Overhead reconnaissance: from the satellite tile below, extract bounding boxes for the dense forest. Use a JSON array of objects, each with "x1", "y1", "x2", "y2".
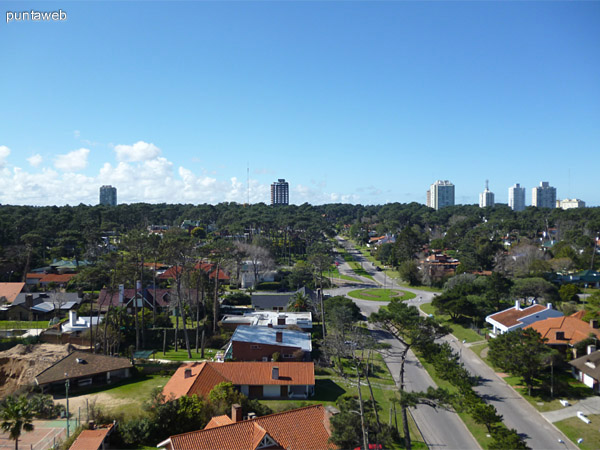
[{"x1": 1, "y1": 201, "x2": 599, "y2": 280}]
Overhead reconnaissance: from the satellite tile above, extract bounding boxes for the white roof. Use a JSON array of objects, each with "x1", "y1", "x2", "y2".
[{"x1": 231, "y1": 326, "x2": 312, "y2": 352}]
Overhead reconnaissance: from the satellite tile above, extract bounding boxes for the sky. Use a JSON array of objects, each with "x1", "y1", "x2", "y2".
[{"x1": 1, "y1": 1, "x2": 599, "y2": 207}]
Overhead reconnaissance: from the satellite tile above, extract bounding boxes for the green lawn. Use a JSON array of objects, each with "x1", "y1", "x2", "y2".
[
  {"x1": 420, "y1": 303, "x2": 484, "y2": 343},
  {"x1": 0, "y1": 320, "x2": 50, "y2": 329},
  {"x1": 554, "y1": 414, "x2": 600, "y2": 450},
  {"x1": 348, "y1": 288, "x2": 416, "y2": 302},
  {"x1": 154, "y1": 347, "x2": 219, "y2": 361}
]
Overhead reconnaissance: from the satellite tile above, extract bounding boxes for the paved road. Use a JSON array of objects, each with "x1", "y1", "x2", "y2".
[
  {"x1": 335, "y1": 237, "x2": 578, "y2": 450},
  {"x1": 543, "y1": 396, "x2": 600, "y2": 422}
]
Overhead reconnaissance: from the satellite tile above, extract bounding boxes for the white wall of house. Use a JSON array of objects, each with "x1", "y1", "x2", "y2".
[{"x1": 583, "y1": 373, "x2": 596, "y2": 389}]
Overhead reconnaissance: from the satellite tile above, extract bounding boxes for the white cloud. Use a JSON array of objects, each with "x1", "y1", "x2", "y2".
[
  {"x1": 0, "y1": 145, "x2": 359, "y2": 206},
  {"x1": 0, "y1": 145, "x2": 10, "y2": 166},
  {"x1": 114, "y1": 141, "x2": 161, "y2": 162},
  {"x1": 27, "y1": 154, "x2": 43, "y2": 167},
  {"x1": 54, "y1": 148, "x2": 90, "y2": 172}
]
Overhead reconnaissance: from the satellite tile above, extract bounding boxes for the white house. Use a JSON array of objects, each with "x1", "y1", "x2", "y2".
[{"x1": 486, "y1": 301, "x2": 563, "y2": 338}]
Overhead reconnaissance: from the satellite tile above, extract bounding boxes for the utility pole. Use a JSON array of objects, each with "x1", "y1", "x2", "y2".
[{"x1": 65, "y1": 373, "x2": 70, "y2": 438}]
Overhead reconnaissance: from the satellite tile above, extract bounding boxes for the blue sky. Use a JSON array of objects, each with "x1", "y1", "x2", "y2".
[{"x1": 1, "y1": 1, "x2": 599, "y2": 206}]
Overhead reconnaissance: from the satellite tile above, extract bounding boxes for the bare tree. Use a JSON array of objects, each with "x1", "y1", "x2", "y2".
[{"x1": 236, "y1": 242, "x2": 274, "y2": 288}]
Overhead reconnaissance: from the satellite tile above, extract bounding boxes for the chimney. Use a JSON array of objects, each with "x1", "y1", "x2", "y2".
[
  {"x1": 136, "y1": 280, "x2": 142, "y2": 292},
  {"x1": 267, "y1": 323, "x2": 273, "y2": 328},
  {"x1": 277, "y1": 316, "x2": 286, "y2": 326},
  {"x1": 276, "y1": 331, "x2": 283, "y2": 343},
  {"x1": 587, "y1": 345, "x2": 596, "y2": 355},
  {"x1": 556, "y1": 331, "x2": 565, "y2": 340},
  {"x1": 118, "y1": 284, "x2": 124, "y2": 305},
  {"x1": 546, "y1": 303, "x2": 552, "y2": 310},
  {"x1": 590, "y1": 320, "x2": 599, "y2": 329},
  {"x1": 25, "y1": 294, "x2": 33, "y2": 308},
  {"x1": 184, "y1": 368, "x2": 192, "y2": 379},
  {"x1": 515, "y1": 300, "x2": 520, "y2": 311},
  {"x1": 272, "y1": 366, "x2": 279, "y2": 380},
  {"x1": 232, "y1": 403, "x2": 242, "y2": 423},
  {"x1": 69, "y1": 310, "x2": 77, "y2": 326}
]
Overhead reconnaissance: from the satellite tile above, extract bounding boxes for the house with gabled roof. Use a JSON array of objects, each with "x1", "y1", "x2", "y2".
[
  {"x1": 35, "y1": 350, "x2": 132, "y2": 392},
  {"x1": 97, "y1": 285, "x2": 174, "y2": 313},
  {"x1": 569, "y1": 346, "x2": 600, "y2": 392},
  {"x1": 0, "y1": 282, "x2": 26, "y2": 305},
  {"x1": 68, "y1": 423, "x2": 114, "y2": 450},
  {"x1": 225, "y1": 326, "x2": 312, "y2": 362},
  {"x1": 486, "y1": 301, "x2": 563, "y2": 338},
  {"x1": 157, "y1": 404, "x2": 337, "y2": 450},
  {"x1": 524, "y1": 313, "x2": 600, "y2": 356},
  {"x1": 162, "y1": 361, "x2": 315, "y2": 400}
]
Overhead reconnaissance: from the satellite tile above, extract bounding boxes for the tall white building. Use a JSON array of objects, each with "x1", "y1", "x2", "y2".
[
  {"x1": 99, "y1": 185, "x2": 117, "y2": 206},
  {"x1": 508, "y1": 183, "x2": 526, "y2": 211},
  {"x1": 532, "y1": 182, "x2": 556, "y2": 209},
  {"x1": 427, "y1": 180, "x2": 455, "y2": 210},
  {"x1": 479, "y1": 180, "x2": 495, "y2": 208}
]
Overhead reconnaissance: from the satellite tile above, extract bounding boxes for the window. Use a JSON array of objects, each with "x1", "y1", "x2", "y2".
[
  {"x1": 282, "y1": 354, "x2": 294, "y2": 358},
  {"x1": 251, "y1": 345, "x2": 262, "y2": 349}
]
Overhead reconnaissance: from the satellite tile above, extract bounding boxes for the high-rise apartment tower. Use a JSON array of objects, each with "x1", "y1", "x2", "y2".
[
  {"x1": 99, "y1": 185, "x2": 117, "y2": 206},
  {"x1": 270, "y1": 179, "x2": 289, "y2": 205},
  {"x1": 508, "y1": 183, "x2": 526, "y2": 211},
  {"x1": 479, "y1": 180, "x2": 495, "y2": 208},
  {"x1": 427, "y1": 180, "x2": 455, "y2": 210},
  {"x1": 532, "y1": 182, "x2": 556, "y2": 209}
]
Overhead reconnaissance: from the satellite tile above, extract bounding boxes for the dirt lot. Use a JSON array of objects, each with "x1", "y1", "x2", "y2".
[{"x1": 0, "y1": 343, "x2": 86, "y2": 399}]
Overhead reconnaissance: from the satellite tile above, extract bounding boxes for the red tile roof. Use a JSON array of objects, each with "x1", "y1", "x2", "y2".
[
  {"x1": 39, "y1": 273, "x2": 76, "y2": 284},
  {"x1": 525, "y1": 314, "x2": 600, "y2": 345},
  {"x1": 204, "y1": 415, "x2": 233, "y2": 430},
  {"x1": 0, "y1": 282, "x2": 26, "y2": 304},
  {"x1": 163, "y1": 405, "x2": 335, "y2": 450},
  {"x1": 26, "y1": 273, "x2": 45, "y2": 280},
  {"x1": 158, "y1": 263, "x2": 229, "y2": 281},
  {"x1": 69, "y1": 425, "x2": 113, "y2": 450},
  {"x1": 162, "y1": 362, "x2": 315, "y2": 400},
  {"x1": 488, "y1": 304, "x2": 548, "y2": 328}
]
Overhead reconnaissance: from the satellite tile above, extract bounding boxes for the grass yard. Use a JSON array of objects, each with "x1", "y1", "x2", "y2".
[
  {"x1": 348, "y1": 288, "x2": 416, "y2": 302},
  {"x1": 0, "y1": 320, "x2": 50, "y2": 329},
  {"x1": 420, "y1": 303, "x2": 484, "y2": 343},
  {"x1": 554, "y1": 414, "x2": 600, "y2": 450},
  {"x1": 154, "y1": 347, "x2": 219, "y2": 361}
]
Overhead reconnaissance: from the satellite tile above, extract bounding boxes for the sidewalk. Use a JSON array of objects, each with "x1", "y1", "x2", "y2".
[{"x1": 543, "y1": 396, "x2": 600, "y2": 423}]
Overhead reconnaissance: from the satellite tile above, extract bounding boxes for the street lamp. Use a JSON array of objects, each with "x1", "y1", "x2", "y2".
[{"x1": 65, "y1": 372, "x2": 70, "y2": 438}]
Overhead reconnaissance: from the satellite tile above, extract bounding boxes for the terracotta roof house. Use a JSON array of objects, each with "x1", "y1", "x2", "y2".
[
  {"x1": 486, "y1": 301, "x2": 563, "y2": 338},
  {"x1": 569, "y1": 346, "x2": 600, "y2": 393},
  {"x1": 157, "y1": 404, "x2": 336, "y2": 450},
  {"x1": 524, "y1": 314, "x2": 600, "y2": 353},
  {"x1": 25, "y1": 273, "x2": 46, "y2": 285},
  {"x1": 225, "y1": 326, "x2": 312, "y2": 362},
  {"x1": 35, "y1": 351, "x2": 133, "y2": 392},
  {"x1": 69, "y1": 424, "x2": 114, "y2": 450},
  {"x1": 162, "y1": 361, "x2": 315, "y2": 400},
  {"x1": 220, "y1": 311, "x2": 312, "y2": 331},
  {"x1": 0, "y1": 282, "x2": 26, "y2": 304},
  {"x1": 38, "y1": 273, "x2": 76, "y2": 288}
]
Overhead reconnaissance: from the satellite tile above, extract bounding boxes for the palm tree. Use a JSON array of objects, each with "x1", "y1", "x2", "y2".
[
  {"x1": 0, "y1": 396, "x2": 34, "y2": 450},
  {"x1": 287, "y1": 291, "x2": 311, "y2": 312}
]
